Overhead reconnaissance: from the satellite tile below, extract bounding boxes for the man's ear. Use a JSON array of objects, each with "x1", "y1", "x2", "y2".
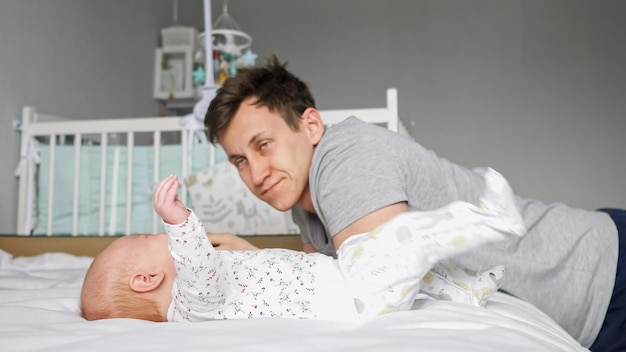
[
  {"x1": 129, "y1": 271, "x2": 165, "y2": 293},
  {"x1": 301, "y1": 108, "x2": 325, "y2": 146}
]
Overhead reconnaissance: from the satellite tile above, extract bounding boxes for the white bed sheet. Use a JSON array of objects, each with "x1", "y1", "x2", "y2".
[{"x1": 0, "y1": 249, "x2": 587, "y2": 352}]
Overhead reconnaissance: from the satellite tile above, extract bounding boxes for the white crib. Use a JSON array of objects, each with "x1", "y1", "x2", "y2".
[{"x1": 15, "y1": 88, "x2": 399, "y2": 237}]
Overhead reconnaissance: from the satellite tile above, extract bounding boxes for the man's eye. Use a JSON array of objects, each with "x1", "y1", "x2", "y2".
[
  {"x1": 233, "y1": 158, "x2": 246, "y2": 168},
  {"x1": 260, "y1": 142, "x2": 269, "y2": 151}
]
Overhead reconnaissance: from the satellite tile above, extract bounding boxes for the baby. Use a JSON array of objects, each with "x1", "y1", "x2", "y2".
[{"x1": 81, "y1": 168, "x2": 526, "y2": 322}]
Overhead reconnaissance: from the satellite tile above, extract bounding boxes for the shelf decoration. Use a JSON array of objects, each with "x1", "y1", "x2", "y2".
[{"x1": 153, "y1": 26, "x2": 198, "y2": 100}]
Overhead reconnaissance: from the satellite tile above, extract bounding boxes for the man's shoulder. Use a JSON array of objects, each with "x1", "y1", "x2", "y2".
[
  {"x1": 320, "y1": 117, "x2": 389, "y2": 148},
  {"x1": 326, "y1": 116, "x2": 370, "y2": 130}
]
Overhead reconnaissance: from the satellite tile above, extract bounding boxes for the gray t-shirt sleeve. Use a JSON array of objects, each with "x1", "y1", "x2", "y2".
[
  {"x1": 310, "y1": 118, "x2": 408, "y2": 237},
  {"x1": 303, "y1": 117, "x2": 485, "y2": 255}
]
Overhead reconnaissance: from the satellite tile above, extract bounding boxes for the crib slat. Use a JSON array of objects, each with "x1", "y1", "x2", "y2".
[
  {"x1": 209, "y1": 139, "x2": 216, "y2": 167},
  {"x1": 72, "y1": 134, "x2": 82, "y2": 236},
  {"x1": 125, "y1": 132, "x2": 134, "y2": 235},
  {"x1": 98, "y1": 133, "x2": 108, "y2": 236},
  {"x1": 153, "y1": 131, "x2": 161, "y2": 234},
  {"x1": 46, "y1": 136, "x2": 56, "y2": 236},
  {"x1": 108, "y1": 147, "x2": 121, "y2": 236},
  {"x1": 181, "y1": 129, "x2": 189, "y2": 205}
]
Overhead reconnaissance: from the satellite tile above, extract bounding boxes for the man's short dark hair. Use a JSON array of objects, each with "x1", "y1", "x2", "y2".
[{"x1": 204, "y1": 55, "x2": 316, "y2": 144}]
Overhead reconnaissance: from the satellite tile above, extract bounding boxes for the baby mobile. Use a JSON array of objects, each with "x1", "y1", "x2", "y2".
[{"x1": 194, "y1": 0, "x2": 257, "y2": 87}]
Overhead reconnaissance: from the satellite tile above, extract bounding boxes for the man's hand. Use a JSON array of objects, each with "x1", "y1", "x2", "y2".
[
  {"x1": 153, "y1": 174, "x2": 189, "y2": 225},
  {"x1": 206, "y1": 232, "x2": 259, "y2": 250}
]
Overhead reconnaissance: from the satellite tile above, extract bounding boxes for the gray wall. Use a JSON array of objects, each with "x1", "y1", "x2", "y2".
[
  {"x1": 2, "y1": 0, "x2": 625, "y2": 234},
  {"x1": 1, "y1": 0, "x2": 173, "y2": 234}
]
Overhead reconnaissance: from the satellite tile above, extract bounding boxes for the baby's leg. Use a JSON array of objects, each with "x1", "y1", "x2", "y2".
[{"x1": 338, "y1": 168, "x2": 525, "y2": 321}]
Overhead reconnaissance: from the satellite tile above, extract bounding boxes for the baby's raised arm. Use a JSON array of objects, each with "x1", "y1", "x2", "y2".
[
  {"x1": 153, "y1": 175, "x2": 189, "y2": 225},
  {"x1": 155, "y1": 175, "x2": 227, "y2": 321}
]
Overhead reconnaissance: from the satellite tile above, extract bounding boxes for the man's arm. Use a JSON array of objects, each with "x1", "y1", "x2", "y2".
[
  {"x1": 332, "y1": 202, "x2": 408, "y2": 250},
  {"x1": 301, "y1": 242, "x2": 317, "y2": 253}
]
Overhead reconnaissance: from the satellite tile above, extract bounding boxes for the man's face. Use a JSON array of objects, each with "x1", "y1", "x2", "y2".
[{"x1": 219, "y1": 97, "x2": 321, "y2": 212}]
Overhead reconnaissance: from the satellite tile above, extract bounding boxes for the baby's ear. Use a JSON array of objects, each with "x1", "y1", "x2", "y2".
[{"x1": 129, "y1": 272, "x2": 165, "y2": 293}]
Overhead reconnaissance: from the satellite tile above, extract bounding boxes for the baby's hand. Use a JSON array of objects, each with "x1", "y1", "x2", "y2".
[{"x1": 153, "y1": 175, "x2": 189, "y2": 225}]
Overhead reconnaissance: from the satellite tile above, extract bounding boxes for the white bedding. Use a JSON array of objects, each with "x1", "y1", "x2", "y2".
[{"x1": 0, "y1": 249, "x2": 587, "y2": 352}]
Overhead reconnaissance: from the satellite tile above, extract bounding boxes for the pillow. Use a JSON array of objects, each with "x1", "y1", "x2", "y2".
[{"x1": 185, "y1": 162, "x2": 300, "y2": 235}]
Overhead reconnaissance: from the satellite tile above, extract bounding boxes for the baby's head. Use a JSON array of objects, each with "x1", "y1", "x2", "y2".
[{"x1": 80, "y1": 234, "x2": 176, "y2": 322}]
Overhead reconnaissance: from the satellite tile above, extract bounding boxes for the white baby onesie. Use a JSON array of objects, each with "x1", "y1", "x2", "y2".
[{"x1": 166, "y1": 212, "x2": 357, "y2": 322}]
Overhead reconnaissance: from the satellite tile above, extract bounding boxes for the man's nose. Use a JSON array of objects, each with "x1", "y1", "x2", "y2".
[{"x1": 249, "y1": 158, "x2": 270, "y2": 186}]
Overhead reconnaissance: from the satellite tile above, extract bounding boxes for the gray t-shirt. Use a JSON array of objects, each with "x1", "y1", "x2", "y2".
[{"x1": 292, "y1": 116, "x2": 618, "y2": 348}]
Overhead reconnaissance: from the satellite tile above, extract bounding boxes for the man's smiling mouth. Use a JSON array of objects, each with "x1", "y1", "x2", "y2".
[{"x1": 261, "y1": 179, "x2": 282, "y2": 196}]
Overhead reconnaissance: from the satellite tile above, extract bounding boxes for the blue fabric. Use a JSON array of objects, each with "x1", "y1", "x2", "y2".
[
  {"x1": 35, "y1": 143, "x2": 227, "y2": 236},
  {"x1": 590, "y1": 208, "x2": 626, "y2": 352}
]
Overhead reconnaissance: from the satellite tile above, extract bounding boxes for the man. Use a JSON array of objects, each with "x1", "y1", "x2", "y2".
[{"x1": 204, "y1": 56, "x2": 624, "y2": 351}]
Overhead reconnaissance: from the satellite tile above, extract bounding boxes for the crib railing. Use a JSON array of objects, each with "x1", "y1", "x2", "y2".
[{"x1": 321, "y1": 88, "x2": 399, "y2": 132}]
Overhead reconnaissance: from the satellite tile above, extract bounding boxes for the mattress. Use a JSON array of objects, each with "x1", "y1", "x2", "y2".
[{"x1": 0, "y1": 249, "x2": 588, "y2": 352}]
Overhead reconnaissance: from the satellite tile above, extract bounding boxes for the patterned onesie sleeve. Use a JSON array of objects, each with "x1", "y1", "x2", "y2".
[
  {"x1": 337, "y1": 168, "x2": 527, "y2": 321},
  {"x1": 165, "y1": 210, "x2": 226, "y2": 322}
]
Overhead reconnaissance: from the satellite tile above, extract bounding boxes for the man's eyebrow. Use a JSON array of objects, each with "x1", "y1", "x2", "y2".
[
  {"x1": 247, "y1": 131, "x2": 265, "y2": 146},
  {"x1": 226, "y1": 131, "x2": 270, "y2": 162},
  {"x1": 227, "y1": 153, "x2": 242, "y2": 164}
]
